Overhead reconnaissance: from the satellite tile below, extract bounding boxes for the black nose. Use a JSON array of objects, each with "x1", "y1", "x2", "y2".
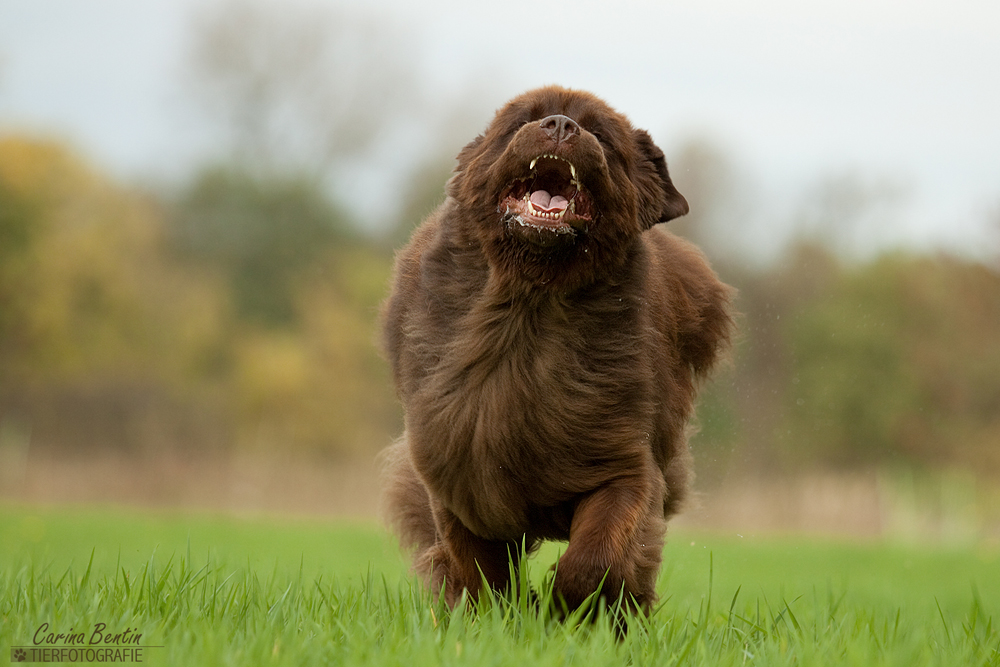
[{"x1": 539, "y1": 114, "x2": 580, "y2": 144}]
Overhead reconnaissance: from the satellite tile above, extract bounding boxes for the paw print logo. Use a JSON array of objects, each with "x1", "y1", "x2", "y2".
[{"x1": 12, "y1": 648, "x2": 27, "y2": 662}]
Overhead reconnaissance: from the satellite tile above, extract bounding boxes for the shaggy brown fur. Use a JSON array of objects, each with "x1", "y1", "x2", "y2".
[{"x1": 380, "y1": 86, "x2": 733, "y2": 613}]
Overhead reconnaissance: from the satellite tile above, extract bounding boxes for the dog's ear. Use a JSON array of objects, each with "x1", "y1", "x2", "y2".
[
  {"x1": 447, "y1": 133, "x2": 486, "y2": 196},
  {"x1": 633, "y1": 129, "x2": 688, "y2": 229},
  {"x1": 456, "y1": 134, "x2": 485, "y2": 171}
]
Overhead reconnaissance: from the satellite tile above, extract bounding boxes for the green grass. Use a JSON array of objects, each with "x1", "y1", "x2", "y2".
[{"x1": 1, "y1": 503, "x2": 998, "y2": 666}]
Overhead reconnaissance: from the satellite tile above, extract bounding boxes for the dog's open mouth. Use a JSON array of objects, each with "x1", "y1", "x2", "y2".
[{"x1": 499, "y1": 155, "x2": 595, "y2": 237}]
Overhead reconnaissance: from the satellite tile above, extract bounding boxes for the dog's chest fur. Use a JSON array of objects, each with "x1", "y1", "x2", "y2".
[{"x1": 405, "y1": 258, "x2": 657, "y2": 540}]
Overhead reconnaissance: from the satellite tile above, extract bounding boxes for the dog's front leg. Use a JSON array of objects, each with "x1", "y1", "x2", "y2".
[
  {"x1": 425, "y1": 504, "x2": 522, "y2": 607},
  {"x1": 554, "y1": 474, "x2": 663, "y2": 613}
]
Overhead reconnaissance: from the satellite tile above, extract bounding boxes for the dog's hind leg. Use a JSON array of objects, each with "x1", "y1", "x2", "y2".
[
  {"x1": 425, "y1": 504, "x2": 528, "y2": 608},
  {"x1": 378, "y1": 436, "x2": 438, "y2": 557}
]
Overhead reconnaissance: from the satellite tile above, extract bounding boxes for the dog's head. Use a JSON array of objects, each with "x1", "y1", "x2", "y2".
[{"x1": 448, "y1": 86, "x2": 688, "y2": 288}]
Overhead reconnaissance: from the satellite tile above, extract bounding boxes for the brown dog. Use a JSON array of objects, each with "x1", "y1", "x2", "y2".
[{"x1": 380, "y1": 86, "x2": 732, "y2": 613}]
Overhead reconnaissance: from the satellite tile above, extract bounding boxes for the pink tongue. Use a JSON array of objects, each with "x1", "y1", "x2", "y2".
[{"x1": 530, "y1": 190, "x2": 569, "y2": 213}]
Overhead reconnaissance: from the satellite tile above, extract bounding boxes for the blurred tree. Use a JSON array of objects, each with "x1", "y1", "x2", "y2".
[
  {"x1": 696, "y1": 243, "x2": 1000, "y2": 482},
  {"x1": 170, "y1": 167, "x2": 351, "y2": 326},
  {"x1": 794, "y1": 171, "x2": 910, "y2": 260},
  {"x1": 185, "y1": 0, "x2": 413, "y2": 177},
  {"x1": 0, "y1": 151, "x2": 43, "y2": 354},
  {"x1": 665, "y1": 137, "x2": 762, "y2": 266},
  {"x1": 174, "y1": 0, "x2": 423, "y2": 455},
  {"x1": 668, "y1": 139, "x2": 740, "y2": 255},
  {"x1": 1, "y1": 135, "x2": 403, "y2": 459},
  {"x1": 693, "y1": 242, "x2": 842, "y2": 481},
  {"x1": 388, "y1": 156, "x2": 454, "y2": 247},
  {"x1": 992, "y1": 201, "x2": 1000, "y2": 268},
  {"x1": 781, "y1": 253, "x2": 1000, "y2": 472},
  {"x1": 229, "y1": 246, "x2": 401, "y2": 457},
  {"x1": 169, "y1": 168, "x2": 403, "y2": 456},
  {"x1": 0, "y1": 136, "x2": 230, "y2": 454},
  {"x1": 384, "y1": 88, "x2": 513, "y2": 246}
]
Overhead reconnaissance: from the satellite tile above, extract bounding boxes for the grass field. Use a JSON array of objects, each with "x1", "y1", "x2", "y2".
[{"x1": 1, "y1": 503, "x2": 998, "y2": 666}]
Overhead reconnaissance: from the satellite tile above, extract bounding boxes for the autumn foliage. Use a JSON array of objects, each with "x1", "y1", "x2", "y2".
[{"x1": 1, "y1": 135, "x2": 999, "y2": 477}]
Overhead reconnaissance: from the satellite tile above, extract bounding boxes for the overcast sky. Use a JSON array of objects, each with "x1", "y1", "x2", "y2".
[{"x1": 1, "y1": 0, "x2": 998, "y2": 259}]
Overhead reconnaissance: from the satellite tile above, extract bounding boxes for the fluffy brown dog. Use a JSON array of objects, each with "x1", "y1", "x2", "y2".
[{"x1": 380, "y1": 86, "x2": 732, "y2": 613}]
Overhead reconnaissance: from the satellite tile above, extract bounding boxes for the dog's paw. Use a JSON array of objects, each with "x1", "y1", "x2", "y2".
[
  {"x1": 553, "y1": 554, "x2": 621, "y2": 611},
  {"x1": 416, "y1": 543, "x2": 459, "y2": 605}
]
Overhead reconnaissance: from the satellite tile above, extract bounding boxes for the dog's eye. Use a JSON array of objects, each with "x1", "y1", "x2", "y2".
[
  {"x1": 582, "y1": 121, "x2": 606, "y2": 144},
  {"x1": 508, "y1": 119, "x2": 530, "y2": 136}
]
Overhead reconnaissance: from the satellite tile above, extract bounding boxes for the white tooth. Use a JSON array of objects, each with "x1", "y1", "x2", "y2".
[
  {"x1": 570, "y1": 163, "x2": 577, "y2": 180},
  {"x1": 530, "y1": 157, "x2": 538, "y2": 170}
]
